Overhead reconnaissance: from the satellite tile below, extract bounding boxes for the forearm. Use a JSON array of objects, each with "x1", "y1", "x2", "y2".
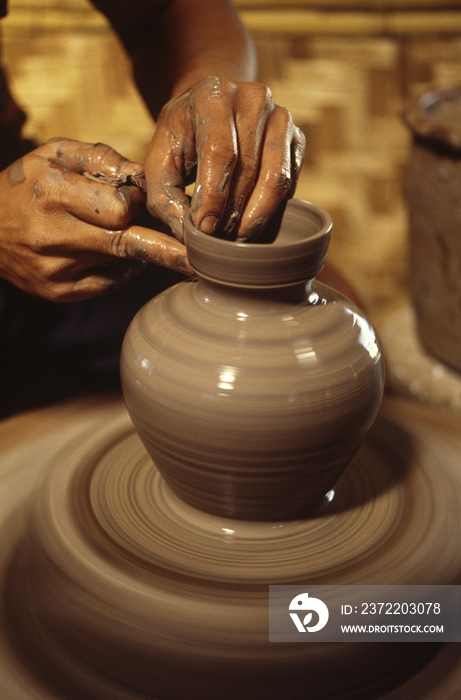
[
  {"x1": 92, "y1": 0, "x2": 256, "y2": 118},
  {"x1": 155, "y1": 0, "x2": 256, "y2": 90}
]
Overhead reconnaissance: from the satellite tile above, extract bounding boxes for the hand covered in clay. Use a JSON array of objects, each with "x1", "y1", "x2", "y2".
[
  {"x1": 144, "y1": 76, "x2": 305, "y2": 241},
  {"x1": 0, "y1": 139, "x2": 192, "y2": 302}
]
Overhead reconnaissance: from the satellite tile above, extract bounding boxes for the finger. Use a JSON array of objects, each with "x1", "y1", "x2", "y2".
[
  {"x1": 41, "y1": 166, "x2": 146, "y2": 229},
  {"x1": 101, "y1": 225, "x2": 193, "y2": 276},
  {"x1": 235, "y1": 108, "x2": 306, "y2": 241},
  {"x1": 144, "y1": 100, "x2": 197, "y2": 242},
  {"x1": 144, "y1": 130, "x2": 192, "y2": 242},
  {"x1": 26, "y1": 168, "x2": 191, "y2": 275},
  {"x1": 8, "y1": 241, "x2": 148, "y2": 301},
  {"x1": 53, "y1": 218, "x2": 193, "y2": 276},
  {"x1": 42, "y1": 138, "x2": 144, "y2": 180},
  {"x1": 218, "y1": 84, "x2": 274, "y2": 238},
  {"x1": 188, "y1": 80, "x2": 239, "y2": 235},
  {"x1": 27, "y1": 226, "x2": 191, "y2": 302}
]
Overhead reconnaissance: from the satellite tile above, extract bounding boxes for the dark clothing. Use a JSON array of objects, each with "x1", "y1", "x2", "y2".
[{"x1": 0, "y1": 267, "x2": 182, "y2": 419}]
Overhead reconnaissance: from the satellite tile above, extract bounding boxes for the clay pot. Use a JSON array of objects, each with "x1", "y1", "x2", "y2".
[
  {"x1": 120, "y1": 199, "x2": 385, "y2": 521},
  {"x1": 404, "y1": 86, "x2": 461, "y2": 373}
]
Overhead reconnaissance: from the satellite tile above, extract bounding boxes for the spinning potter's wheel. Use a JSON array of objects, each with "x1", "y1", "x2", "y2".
[{"x1": 1, "y1": 395, "x2": 461, "y2": 699}]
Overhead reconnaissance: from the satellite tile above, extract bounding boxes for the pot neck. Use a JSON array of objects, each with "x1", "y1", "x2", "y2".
[
  {"x1": 184, "y1": 199, "x2": 332, "y2": 290},
  {"x1": 196, "y1": 276, "x2": 316, "y2": 305}
]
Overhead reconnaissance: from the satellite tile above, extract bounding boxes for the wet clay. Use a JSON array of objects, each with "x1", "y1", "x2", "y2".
[
  {"x1": 84, "y1": 169, "x2": 147, "y2": 192},
  {"x1": 7, "y1": 158, "x2": 26, "y2": 186}
]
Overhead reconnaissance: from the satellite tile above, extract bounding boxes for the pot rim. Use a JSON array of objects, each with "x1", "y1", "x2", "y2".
[{"x1": 184, "y1": 199, "x2": 333, "y2": 288}]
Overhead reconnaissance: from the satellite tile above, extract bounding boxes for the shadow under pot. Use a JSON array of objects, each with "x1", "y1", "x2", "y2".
[{"x1": 120, "y1": 199, "x2": 385, "y2": 521}]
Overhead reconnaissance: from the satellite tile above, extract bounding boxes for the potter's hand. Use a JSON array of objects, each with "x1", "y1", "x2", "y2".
[
  {"x1": 0, "y1": 139, "x2": 192, "y2": 302},
  {"x1": 144, "y1": 76, "x2": 305, "y2": 241}
]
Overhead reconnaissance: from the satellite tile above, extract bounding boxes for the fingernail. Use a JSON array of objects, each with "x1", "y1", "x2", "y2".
[{"x1": 199, "y1": 214, "x2": 220, "y2": 235}]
